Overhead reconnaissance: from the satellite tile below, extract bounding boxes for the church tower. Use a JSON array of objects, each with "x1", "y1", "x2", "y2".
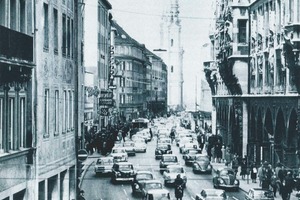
[{"x1": 159, "y1": 0, "x2": 184, "y2": 111}]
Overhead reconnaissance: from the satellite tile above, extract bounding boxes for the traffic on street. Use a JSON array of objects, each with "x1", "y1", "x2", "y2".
[{"x1": 80, "y1": 115, "x2": 247, "y2": 200}]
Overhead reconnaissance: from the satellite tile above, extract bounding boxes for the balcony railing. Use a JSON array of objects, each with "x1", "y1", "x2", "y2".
[{"x1": 0, "y1": 25, "x2": 33, "y2": 63}]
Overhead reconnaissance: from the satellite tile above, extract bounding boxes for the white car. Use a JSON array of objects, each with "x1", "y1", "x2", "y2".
[
  {"x1": 163, "y1": 165, "x2": 187, "y2": 187},
  {"x1": 136, "y1": 129, "x2": 151, "y2": 142},
  {"x1": 123, "y1": 141, "x2": 136, "y2": 156},
  {"x1": 134, "y1": 141, "x2": 147, "y2": 153},
  {"x1": 110, "y1": 147, "x2": 128, "y2": 162},
  {"x1": 94, "y1": 156, "x2": 114, "y2": 175}
]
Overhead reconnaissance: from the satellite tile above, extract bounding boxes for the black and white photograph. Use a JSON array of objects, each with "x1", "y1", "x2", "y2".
[{"x1": 1, "y1": 0, "x2": 300, "y2": 199}]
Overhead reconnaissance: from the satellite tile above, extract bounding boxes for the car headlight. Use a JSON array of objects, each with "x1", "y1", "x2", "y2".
[
  {"x1": 116, "y1": 172, "x2": 121, "y2": 176},
  {"x1": 207, "y1": 165, "x2": 212, "y2": 169},
  {"x1": 219, "y1": 179, "x2": 224, "y2": 184},
  {"x1": 234, "y1": 180, "x2": 239, "y2": 185},
  {"x1": 135, "y1": 184, "x2": 139, "y2": 189}
]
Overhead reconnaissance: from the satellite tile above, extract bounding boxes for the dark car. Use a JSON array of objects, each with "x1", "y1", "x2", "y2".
[
  {"x1": 132, "y1": 171, "x2": 154, "y2": 195},
  {"x1": 159, "y1": 154, "x2": 179, "y2": 174},
  {"x1": 111, "y1": 162, "x2": 135, "y2": 184},
  {"x1": 212, "y1": 168, "x2": 239, "y2": 191},
  {"x1": 192, "y1": 155, "x2": 212, "y2": 174},
  {"x1": 132, "y1": 180, "x2": 163, "y2": 198},
  {"x1": 245, "y1": 188, "x2": 274, "y2": 200},
  {"x1": 155, "y1": 143, "x2": 172, "y2": 160}
]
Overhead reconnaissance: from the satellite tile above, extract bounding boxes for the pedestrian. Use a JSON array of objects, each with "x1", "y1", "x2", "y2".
[
  {"x1": 257, "y1": 162, "x2": 264, "y2": 187},
  {"x1": 270, "y1": 171, "x2": 278, "y2": 197},
  {"x1": 250, "y1": 163, "x2": 257, "y2": 183},
  {"x1": 261, "y1": 161, "x2": 272, "y2": 190},
  {"x1": 121, "y1": 130, "x2": 126, "y2": 142},
  {"x1": 240, "y1": 156, "x2": 247, "y2": 180},
  {"x1": 149, "y1": 128, "x2": 153, "y2": 140},
  {"x1": 174, "y1": 174, "x2": 184, "y2": 200},
  {"x1": 78, "y1": 190, "x2": 86, "y2": 200},
  {"x1": 232, "y1": 155, "x2": 239, "y2": 175}
]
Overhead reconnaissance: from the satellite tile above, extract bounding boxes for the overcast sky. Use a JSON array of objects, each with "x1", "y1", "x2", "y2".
[{"x1": 107, "y1": 0, "x2": 213, "y2": 110}]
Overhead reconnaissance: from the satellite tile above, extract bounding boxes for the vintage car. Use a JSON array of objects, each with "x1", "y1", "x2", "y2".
[
  {"x1": 162, "y1": 165, "x2": 187, "y2": 187},
  {"x1": 123, "y1": 141, "x2": 136, "y2": 156},
  {"x1": 192, "y1": 155, "x2": 212, "y2": 174},
  {"x1": 178, "y1": 137, "x2": 194, "y2": 150},
  {"x1": 212, "y1": 168, "x2": 239, "y2": 191},
  {"x1": 134, "y1": 140, "x2": 147, "y2": 153},
  {"x1": 111, "y1": 161, "x2": 136, "y2": 184},
  {"x1": 182, "y1": 148, "x2": 202, "y2": 160},
  {"x1": 144, "y1": 188, "x2": 170, "y2": 200},
  {"x1": 132, "y1": 179, "x2": 163, "y2": 197},
  {"x1": 180, "y1": 142, "x2": 198, "y2": 154},
  {"x1": 195, "y1": 189, "x2": 227, "y2": 200},
  {"x1": 159, "y1": 154, "x2": 179, "y2": 174},
  {"x1": 157, "y1": 138, "x2": 172, "y2": 150},
  {"x1": 132, "y1": 171, "x2": 154, "y2": 195},
  {"x1": 244, "y1": 188, "x2": 274, "y2": 200},
  {"x1": 110, "y1": 147, "x2": 128, "y2": 162},
  {"x1": 136, "y1": 129, "x2": 151, "y2": 142},
  {"x1": 94, "y1": 156, "x2": 114, "y2": 175},
  {"x1": 155, "y1": 143, "x2": 172, "y2": 160}
]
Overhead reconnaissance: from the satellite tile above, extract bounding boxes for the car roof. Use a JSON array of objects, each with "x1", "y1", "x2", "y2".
[
  {"x1": 136, "y1": 170, "x2": 153, "y2": 174},
  {"x1": 142, "y1": 180, "x2": 162, "y2": 184},
  {"x1": 115, "y1": 161, "x2": 132, "y2": 165},
  {"x1": 167, "y1": 165, "x2": 183, "y2": 169},
  {"x1": 162, "y1": 154, "x2": 176, "y2": 157}
]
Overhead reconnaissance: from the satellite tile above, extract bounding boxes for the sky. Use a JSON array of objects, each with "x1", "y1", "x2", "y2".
[{"x1": 107, "y1": 0, "x2": 213, "y2": 110}]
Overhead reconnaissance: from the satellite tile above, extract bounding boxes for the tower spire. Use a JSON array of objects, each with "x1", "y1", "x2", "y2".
[{"x1": 169, "y1": 0, "x2": 180, "y2": 24}]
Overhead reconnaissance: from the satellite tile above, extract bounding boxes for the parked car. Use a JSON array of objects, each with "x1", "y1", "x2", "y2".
[
  {"x1": 192, "y1": 155, "x2": 212, "y2": 174},
  {"x1": 180, "y1": 142, "x2": 198, "y2": 154},
  {"x1": 132, "y1": 171, "x2": 155, "y2": 195},
  {"x1": 183, "y1": 149, "x2": 202, "y2": 162},
  {"x1": 123, "y1": 141, "x2": 136, "y2": 156},
  {"x1": 155, "y1": 143, "x2": 172, "y2": 160},
  {"x1": 111, "y1": 161, "x2": 135, "y2": 184},
  {"x1": 159, "y1": 154, "x2": 179, "y2": 174},
  {"x1": 143, "y1": 188, "x2": 170, "y2": 200},
  {"x1": 244, "y1": 188, "x2": 274, "y2": 200},
  {"x1": 110, "y1": 147, "x2": 128, "y2": 162},
  {"x1": 195, "y1": 189, "x2": 227, "y2": 200},
  {"x1": 133, "y1": 179, "x2": 163, "y2": 198},
  {"x1": 94, "y1": 156, "x2": 114, "y2": 175},
  {"x1": 163, "y1": 165, "x2": 187, "y2": 187},
  {"x1": 212, "y1": 168, "x2": 239, "y2": 191}
]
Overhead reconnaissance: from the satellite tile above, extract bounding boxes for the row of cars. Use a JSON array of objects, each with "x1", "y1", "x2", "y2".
[{"x1": 94, "y1": 128, "x2": 171, "y2": 200}]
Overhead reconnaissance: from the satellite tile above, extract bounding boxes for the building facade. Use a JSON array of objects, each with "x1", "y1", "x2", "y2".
[
  {"x1": 0, "y1": 0, "x2": 35, "y2": 199},
  {"x1": 159, "y1": 0, "x2": 184, "y2": 111},
  {"x1": 83, "y1": 0, "x2": 112, "y2": 130},
  {"x1": 205, "y1": 0, "x2": 300, "y2": 168}
]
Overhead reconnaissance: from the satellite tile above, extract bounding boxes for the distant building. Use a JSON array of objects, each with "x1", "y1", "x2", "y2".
[{"x1": 159, "y1": 0, "x2": 184, "y2": 111}]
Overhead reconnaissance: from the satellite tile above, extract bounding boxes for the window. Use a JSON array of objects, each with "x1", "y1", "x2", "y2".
[
  {"x1": 44, "y1": 89, "x2": 49, "y2": 137},
  {"x1": 67, "y1": 17, "x2": 70, "y2": 57},
  {"x1": 43, "y1": 3, "x2": 49, "y2": 50},
  {"x1": 120, "y1": 77, "x2": 125, "y2": 87},
  {"x1": 0, "y1": 98, "x2": 2, "y2": 151},
  {"x1": 72, "y1": 91, "x2": 74, "y2": 129},
  {"x1": 171, "y1": 66, "x2": 174, "y2": 73},
  {"x1": 63, "y1": 90, "x2": 66, "y2": 133},
  {"x1": 238, "y1": 20, "x2": 247, "y2": 43},
  {"x1": 54, "y1": 90, "x2": 59, "y2": 134},
  {"x1": 53, "y1": 8, "x2": 58, "y2": 53},
  {"x1": 10, "y1": 0, "x2": 16, "y2": 30},
  {"x1": 20, "y1": 0, "x2": 26, "y2": 33},
  {"x1": 171, "y1": 39, "x2": 174, "y2": 47},
  {"x1": 68, "y1": 90, "x2": 71, "y2": 130},
  {"x1": 9, "y1": 98, "x2": 14, "y2": 149},
  {"x1": 62, "y1": 14, "x2": 66, "y2": 56},
  {"x1": 20, "y1": 97, "x2": 25, "y2": 147},
  {"x1": 120, "y1": 94, "x2": 125, "y2": 104}
]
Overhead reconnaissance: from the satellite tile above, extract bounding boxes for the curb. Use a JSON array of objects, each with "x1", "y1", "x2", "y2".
[{"x1": 79, "y1": 158, "x2": 95, "y2": 188}]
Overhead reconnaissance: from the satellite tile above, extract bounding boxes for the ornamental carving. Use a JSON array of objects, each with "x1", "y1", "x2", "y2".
[{"x1": 64, "y1": 60, "x2": 74, "y2": 84}]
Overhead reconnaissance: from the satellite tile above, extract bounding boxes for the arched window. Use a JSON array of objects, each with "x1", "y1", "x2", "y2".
[
  {"x1": 171, "y1": 39, "x2": 174, "y2": 47},
  {"x1": 171, "y1": 66, "x2": 174, "y2": 73}
]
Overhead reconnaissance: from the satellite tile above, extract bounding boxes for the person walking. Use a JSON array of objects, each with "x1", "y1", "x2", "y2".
[
  {"x1": 270, "y1": 171, "x2": 278, "y2": 197},
  {"x1": 240, "y1": 156, "x2": 247, "y2": 180},
  {"x1": 174, "y1": 174, "x2": 184, "y2": 200},
  {"x1": 257, "y1": 162, "x2": 264, "y2": 187},
  {"x1": 250, "y1": 163, "x2": 257, "y2": 183}
]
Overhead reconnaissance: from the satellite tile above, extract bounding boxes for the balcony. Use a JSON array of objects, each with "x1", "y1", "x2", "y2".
[{"x1": 0, "y1": 25, "x2": 33, "y2": 63}]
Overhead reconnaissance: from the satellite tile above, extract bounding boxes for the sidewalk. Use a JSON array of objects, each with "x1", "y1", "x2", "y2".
[
  {"x1": 210, "y1": 161, "x2": 298, "y2": 200},
  {"x1": 79, "y1": 152, "x2": 102, "y2": 188}
]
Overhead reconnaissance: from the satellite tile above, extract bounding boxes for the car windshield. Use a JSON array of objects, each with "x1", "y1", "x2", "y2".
[
  {"x1": 163, "y1": 156, "x2": 177, "y2": 162},
  {"x1": 157, "y1": 144, "x2": 168, "y2": 149},
  {"x1": 195, "y1": 156, "x2": 209, "y2": 162},
  {"x1": 124, "y1": 143, "x2": 134, "y2": 147},
  {"x1": 220, "y1": 169, "x2": 234, "y2": 176},
  {"x1": 144, "y1": 183, "x2": 162, "y2": 190},
  {"x1": 119, "y1": 165, "x2": 133, "y2": 170},
  {"x1": 96, "y1": 158, "x2": 113, "y2": 165},
  {"x1": 112, "y1": 149, "x2": 125, "y2": 153},
  {"x1": 168, "y1": 167, "x2": 184, "y2": 173},
  {"x1": 136, "y1": 173, "x2": 153, "y2": 180}
]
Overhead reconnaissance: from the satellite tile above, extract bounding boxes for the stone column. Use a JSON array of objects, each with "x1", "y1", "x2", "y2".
[
  {"x1": 14, "y1": 84, "x2": 21, "y2": 150},
  {"x1": 3, "y1": 84, "x2": 10, "y2": 152}
]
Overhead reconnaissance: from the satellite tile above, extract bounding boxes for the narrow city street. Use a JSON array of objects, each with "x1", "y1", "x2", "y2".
[{"x1": 81, "y1": 135, "x2": 246, "y2": 200}]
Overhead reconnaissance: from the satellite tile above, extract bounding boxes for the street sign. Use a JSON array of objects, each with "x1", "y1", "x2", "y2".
[
  {"x1": 100, "y1": 108, "x2": 109, "y2": 116},
  {"x1": 100, "y1": 90, "x2": 113, "y2": 99},
  {"x1": 99, "y1": 98, "x2": 114, "y2": 106},
  {"x1": 78, "y1": 149, "x2": 88, "y2": 161}
]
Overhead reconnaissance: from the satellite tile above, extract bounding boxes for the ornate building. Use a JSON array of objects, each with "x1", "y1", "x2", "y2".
[
  {"x1": 159, "y1": 0, "x2": 184, "y2": 111},
  {"x1": 205, "y1": 0, "x2": 300, "y2": 168}
]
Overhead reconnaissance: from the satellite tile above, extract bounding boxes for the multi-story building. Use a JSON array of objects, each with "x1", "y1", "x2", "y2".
[
  {"x1": 205, "y1": 0, "x2": 300, "y2": 168},
  {"x1": 0, "y1": 1, "x2": 35, "y2": 199},
  {"x1": 83, "y1": 0, "x2": 112, "y2": 130},
  {"x1": 159, "y1": 0, "x2": 184, "y2": 111}
]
